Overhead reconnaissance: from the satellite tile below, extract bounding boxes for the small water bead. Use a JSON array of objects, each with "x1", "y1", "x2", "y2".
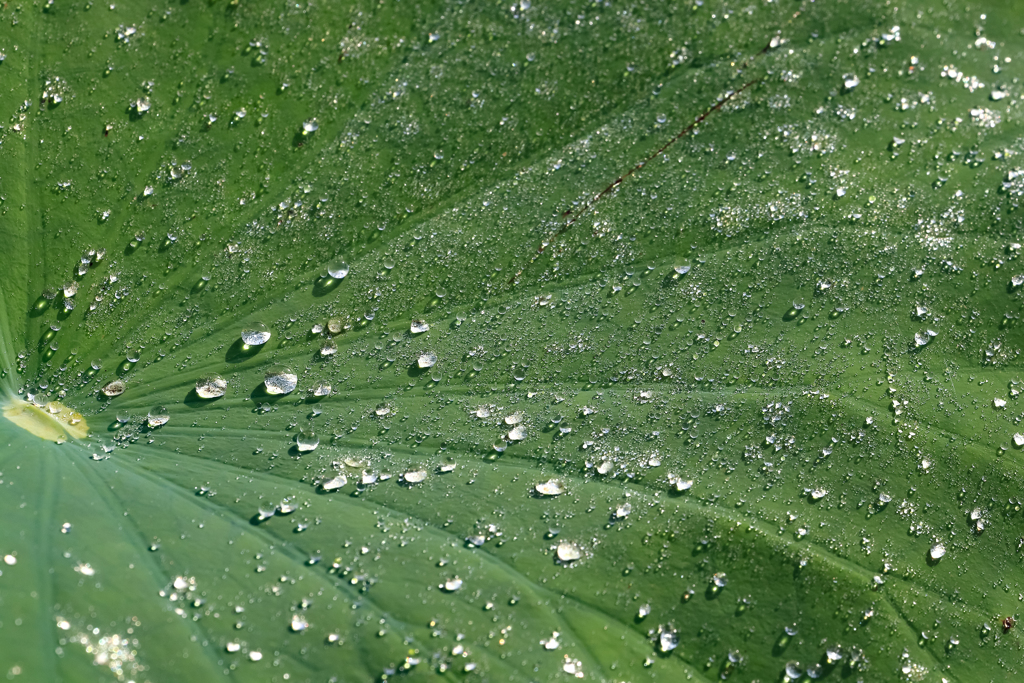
[
  {"x1": 225, "y1": 642, "x2": 241, "y2": 653},
  {"x1": 442, "y1": 577, "x2": 463, "y2": 592},
  {"x1": 296, "y1": 427, "x2": 319, "y2": 452},
  {"x1": 63, "y1": 281, "x2": 78, "y2": 297},
  {"x1": 116, "y1": 410, "x2": 131, "y2": 424},
  {"x1": 126, "y1": 350, "x2": 141, "y2": 363},
  {"x1": 1014, "y1": 433, "x2": 1024, "y2": 447},
  {"x1": 792, "y1": 298, "x2": 806, "y2": 311},
  {"x1": 301, "y1": 119, "x2": 319, "y2": 135},
  {"x1": 264, "y1": 367, "x2": 297, "y2": 395},
  {"x1": 929, "y1": 543, "x2": 946, "y2": 560},
  {"x1": 241, "y1": 323, "x2": 271, "y2": 346},
  {"x1": 410, "y1": 319, "x2": 430, "y2": 334},
  {"x1": 504, "y1": 413, "x2": 523, "y2": 425},
  {"x1": 91, "y1": 359, "x2": 103, "y2": 370},
  {"x1": 195, "y1": 374, "x2": 227, "y2": 399},
  {"x1": 327, "y1": 318, "x2": 343, "y2": 335},
  {"x1": 673, "y1": 263, "x2": 691, "y2": 276},
  {"x1": 102, "y1": 380, "x2": 126, "y2": 397},
  {"x1": 712, "y1": 572, "x2": 728, "y2": 588},
  {"x1": 784, "y1": 624, "x2": 799, "y2": 637},
  {"x1": 312, "y1": 382, "x2": 332, "y2": 397},
  {"x1": 417, "y1": 352, "x2": 437, "y2": 369},
  {"x1": 326, "y1": 260, "x2": 349, "y2": 279},
  {"x1": 147, "y1": 406, "x2": 170, "y2": 428},
  {"x1": 248, "y1": 651, "x2": 263, "y2": 662},
  {"x1": 556, "y1": 541, "x2": 581, "y2": 562},
  {"x1": 785, "y1": 662, "x2": 803, "y2": 680},
  {"x1": 507, "y1": 426, "x2": 527, "y2": 441}
]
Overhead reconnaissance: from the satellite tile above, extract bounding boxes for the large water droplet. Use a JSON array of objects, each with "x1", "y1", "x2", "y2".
[
  {"x1": 327, "y1": 260, "x2": 349, "y2": 279},
  {"x1": 147, "y1": 406, "x2": 170, "y2": 428},
  {"x1": 241, "y1": 323, "x2": 271, "y2": 346},
  {"x1": 195, "y1": 374, "x2": 227, "y2": 399},
  {"x1": 264, "y1": 367, "x2": 297, "y2": 395},
  {"x1": 102, "y1": 380, "x2": 126, "y2": 397},
  {"x1": 296, "y1": 427, "x2": 319, "y2": 452}
]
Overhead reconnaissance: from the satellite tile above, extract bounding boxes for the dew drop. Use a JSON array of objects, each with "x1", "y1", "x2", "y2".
[
  {"x1": 195, "y1": 374, "x2": 227, "y2": 399},
  {"x1": 102, "y1": 380, "x2": 126, "y2": 397},
  {"x1": 327, "y1": 260, "x2": 349, "y2": 279},
  {"x1": 241, "y1": 323, "x2": 271, "y2": 346},
  {"x1": 264, "y1": 367, "x2": 297, "y2": 395},
  {"x1": 147, "y1": 406, "x2": 170, "y2": 428}
]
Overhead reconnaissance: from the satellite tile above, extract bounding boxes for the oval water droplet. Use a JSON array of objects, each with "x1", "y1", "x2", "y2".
[
  {"x1": 195, "y1": 374, "x2": 227, "y2": 399},
  {"x1": 264, "y1": 367, "x2": 297, "y2": 395},
  {"x1": 147, "y1": 406, "x2": 170, "y2": 428},
  {"x1": 241, "y1": 323, "x2": 271, "y2": 346}
]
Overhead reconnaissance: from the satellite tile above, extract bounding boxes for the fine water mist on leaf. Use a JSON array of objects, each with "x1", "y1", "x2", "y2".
[{"x1": 1, "y1": 0, "x2": 1023, "y2": 681}]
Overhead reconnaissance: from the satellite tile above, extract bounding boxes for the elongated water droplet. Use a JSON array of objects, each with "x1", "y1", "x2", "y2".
[{"x1": 102, "y1": 380, "x2": 126, "y2": 397}]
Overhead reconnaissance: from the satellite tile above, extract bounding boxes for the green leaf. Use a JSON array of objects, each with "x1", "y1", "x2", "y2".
[{"x1": 2, "y1": 0, "x2": 1023, "y2": 681}]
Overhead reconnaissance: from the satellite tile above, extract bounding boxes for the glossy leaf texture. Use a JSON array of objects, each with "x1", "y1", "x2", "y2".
[{"x1": 1, "y1": 0, "x2": 1023, "y2": 681}]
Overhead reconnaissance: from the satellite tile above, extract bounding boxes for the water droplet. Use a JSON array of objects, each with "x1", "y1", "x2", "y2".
[
  {"x1": 195, "y1": 374, "x2": 227, "y2": 399},
  {"x1": 241, "y1": 323, "x2": 271, "y2": 346},
  {"x1": 410, "y1": 319, "x2": 430, "y2": 334},
  {"x1": 102, "y1": 380, "x2": 126, "y2": 397},
  {"x1": 296, "y1": 427, "x2": 319, "y2": 452},
  {"x1": 535, "y1": 479, "x2": 564, "y2": 496},
  {"x1": 320, "y1": 339, "x2": 338, "y2": 356},
  {"x1": 290, "y1": 614, "x2": 309, "y2": 632},
  {"x1": 929, "y1": 543, "x2": 946, "y2": 560},
  {"x1": 507, "y1": 426, "x2": 526, "y2": 441},
  {"x1": 313, "y1": 382, "x2": 332, "y2": 397},
  {"x1": 556, "y1": 541, "x2": 581, "y2": 562},
  {"x1": 403, "y1": 470, "x2": 428, "y2": 484},
  {"x1": 319, "y1": 474, "x2": 347, "y2": 492},
  {"x1": 147, "y1": 406, "x2": 170, "y2": 428},
  {"x1": 417, "y1": 352, "x2": 437, "y2": 369},
  {"x1": 659, "y1": 628, "x2": 679, "y2": 653},
  {"x1": 442, "y1": 577, "x2": 463, "y2": 592},
  {"x1": 327, "y1": 260, "x2": 349, "y2": 279},
  {"x1": 264, "y1": 367, "x2": 297, "y2": 395}
]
